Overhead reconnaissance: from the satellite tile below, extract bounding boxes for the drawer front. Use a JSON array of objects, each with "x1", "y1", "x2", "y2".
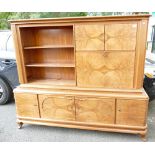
[
  {"x1": 14, "y1": 93, "x2": 39, "y2": 118},
  {"x1": 76, "y1": 50, "x2": 135, "y2": 88},
  {"x1": 105, "y1": 23, "x2": 137, "y2": 50},
  {"x1": 116, "y1": 99, "x2": 148, "y2": 126},
  {"x1": 75, "y1": 97, "x2": 115, "y2": 124},
  {"x1": 38, "y1": 95, "x2": 75, "y2": 121},
  {"x1": 75, "y1": 24, "x2": 105, "y2": 50}
]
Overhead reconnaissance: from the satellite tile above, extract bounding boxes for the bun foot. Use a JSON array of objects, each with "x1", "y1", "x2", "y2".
[
  {"x1": 17, "y1": 122, "x2": 23, "y2": 129},
  {"x1": 140, "y1": 134, "x2": 147, "y2": 142}
]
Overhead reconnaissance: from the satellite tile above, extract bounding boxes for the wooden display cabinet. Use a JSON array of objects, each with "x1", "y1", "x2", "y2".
[{"x1": 11, "y1": 15, "x2": 150, "y2": 141}]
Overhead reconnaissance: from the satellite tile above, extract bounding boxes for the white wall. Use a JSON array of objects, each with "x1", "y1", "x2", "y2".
[
  {"x1": 146, "y1": 15, "x2": 155, "y2": 60},
  {"x1": 147, "y1": 16, "x2": 155, "y2": 41}
]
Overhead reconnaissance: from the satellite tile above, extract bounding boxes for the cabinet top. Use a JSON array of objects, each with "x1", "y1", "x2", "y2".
[{"x1": 10, "y1": 14, "x2": 151, "y2": 25}]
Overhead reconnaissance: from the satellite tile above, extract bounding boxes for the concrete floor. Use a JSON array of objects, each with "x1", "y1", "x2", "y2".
[{"x1": 0, "y1": 100, "x2": 155, "y2": 142}]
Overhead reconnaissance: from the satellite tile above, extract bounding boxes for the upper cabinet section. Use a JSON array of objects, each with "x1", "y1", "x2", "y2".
[
  {"x1": 75, "y1": 24, "x2": 104, "y2": 50},
  {"x1": 75, "y1": 22, "x2": 137, "y2": 51},
  {"x1": 105, "y1": 23, "x2": 137, "y2": 50},
  {"x1": 11, "y1": 15, "x2": 149, "y2": 88}
]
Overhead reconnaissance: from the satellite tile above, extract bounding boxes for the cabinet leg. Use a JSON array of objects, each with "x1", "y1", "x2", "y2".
[
  {"x1": 140, "y1": 134, "x2": 147, "y2": 142},
  {"x1": 17, "y1": 122, "x2": 23, "y2": 129}
]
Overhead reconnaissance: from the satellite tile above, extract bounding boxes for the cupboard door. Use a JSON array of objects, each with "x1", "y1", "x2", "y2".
[
  {"x1": 75, "y1": 24, "x2": 104, "y2": 50},
  {"x1": 75, "y1": 97, "x2": 115, "y2": 124},
  {"x1": 39, "y1": 95, "x2": 75, "y2": 121},
  {"x1": 116, "y1": 99, "x2": 148, "y2": 126},
  {"x1": 105, "y1": 23, "x2": 137, "y2": 50},
  {"x1": 14, "y1": 93, "x2": 39, "y2": 118},
  {"x1": 76, "y1": 50, "x2": 135, "y2": 88}
]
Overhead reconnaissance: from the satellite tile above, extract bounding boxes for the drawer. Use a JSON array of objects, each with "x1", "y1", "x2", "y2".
[
  {"x1": 116, "y1": 99, "x2": 148, "y2": 126},
  {"x1": 75, "y1": 97, "x2": 115, "y2": 124},
  {"x1": 38, "y1": 95, "x2": 75, "y2": 121},
  {"x1": 14, "y1": 93, "x2": 40, "y2": 118}
]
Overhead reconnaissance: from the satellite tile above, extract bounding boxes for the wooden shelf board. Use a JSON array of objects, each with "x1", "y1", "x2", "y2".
[
  {"x1": 25, "y1": 63, "x2": 75, "y2": 68},
  {"x1": 28, "y1": 78, "x2": 76, "y2": 86},
  {"x1": 24, "y1": 45, "x2": 74, "y2": 49}
]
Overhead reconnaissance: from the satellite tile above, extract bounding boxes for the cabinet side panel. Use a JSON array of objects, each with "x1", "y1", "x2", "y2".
[
  {"x1": 134, "y1": 19, "x2": 149, "y2": 88},
  {"x1": 16, "y1": 26, "x2": 28, "y2": 83},
  {"x1": 11, "y1": 25, "x2": 26, "y2": 83}
]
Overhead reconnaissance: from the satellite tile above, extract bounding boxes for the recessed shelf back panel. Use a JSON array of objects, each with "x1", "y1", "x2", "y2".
[
  {"x1": 26, "y1": 67, "x2": 75, "y2": 81},
  {"x1": 24, "y1": 48, "x2": 74, "y2": 64},
  {"x1": 20, "y1": 26, "x2": 73, "y2": 47}
]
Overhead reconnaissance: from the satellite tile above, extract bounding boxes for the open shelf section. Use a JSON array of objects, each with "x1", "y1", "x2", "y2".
[
  {"x1": 27, "y1": 78, "x2": 76, "y2": 86},
  {"x1": 25, "y1": 62, "x2": 75, "y2": 68},
  {"x1": 24, "y1": 48, "x2": 74, "y2": 64},
  {"x1": 26, "y1": 67, "x2": 75, "y2": 86},
  {"x1": 20, "y1": 25, "x2": 75, "y2": 86},
  {"x1": 20, "y1": 25, "x2": 73, "y2": 47},
  {"x1": 24, "y1": 45, "x2": 74, "y2": 50}
]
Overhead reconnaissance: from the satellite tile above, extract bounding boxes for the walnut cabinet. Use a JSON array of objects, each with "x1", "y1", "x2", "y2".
[{"x1": 11, "y1": 15, "x2": 150, "y2": 141}]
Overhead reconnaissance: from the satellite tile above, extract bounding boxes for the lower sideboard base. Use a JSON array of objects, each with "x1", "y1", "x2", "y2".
[{"x1": 16, "y1": 117, "x2": 147, "y2": 141}]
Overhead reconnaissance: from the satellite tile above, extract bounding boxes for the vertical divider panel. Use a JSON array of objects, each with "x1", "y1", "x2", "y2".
[{"x1": 73, "y1": 24, "x2": 77, "y2": 86}]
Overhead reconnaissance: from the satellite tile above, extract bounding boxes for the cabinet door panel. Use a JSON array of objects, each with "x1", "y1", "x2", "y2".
[
  {"x1": 75, "y1": 24, "x2": 104, "y2": 50},
  {"x1": 39, "y1": 95, "x2": 75, "y2": 121},
  {"x1": 75, "y1": 97, "x2": 115, "y2": 124},
  {"x1": 14, "y1": 93, "x2": 39, "y2": 118},
  {"x1": 76, "y1": 50, "x2": 135, "y2": 88},
  {"x1": 116, "y1": 99, "x2": 148, "y2": 126},
  {"x1": 105, "y1": 23, "x2": 137, "y2": 50}
]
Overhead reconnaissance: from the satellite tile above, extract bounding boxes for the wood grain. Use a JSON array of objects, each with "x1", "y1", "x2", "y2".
[
  {"x1": 16, "y1": 117, "x2": 147, "y2": 136},
  {"x1": 11, "y1": 25, "x2": 25, "y2": 83},
  {"x1": 11, "y1": 15, "x2": 150, "y2": 140},
  {"x1": 75, "y1": 97, "x2": 115, "y2": 124},
  {"x1": 14, "y1": 87, "x2": 148, "y2": 100},
  {"x1": 20, "y1": 26, "x2": 73, "y2": 47},
  {"x1": 24, "y1": 48, "x2": 74, "y2": 65},
  {"x1": 105, "y1": 23, "x2": 137, "y2": 50},
  {"x1": 10, "y1": 14, "x2": 150, "y2": 24},
  {"x1": 25, "y1": 62, "x2": 75, "y2": 68},
  {"x1": 116, "y1": 99, "x2": 148, "y2": 126},
  {"x1": 26, "y1": 67, "x2": 75, "y2": 81},
  {"x1": 39, "y1": 95, "x2": 75, "y2": 121},
  {"x1": 27, "y1": 78, "x2": 76, "y2": 86},
  {"x1": 24, "y1": 45, "x2": 74, "y2": 49},
  {"x1": 14, "y1": 93, "x2": 40, "y2": 118},
  {"x1": 134, "y1": 19, "x2": 149, "y2": 88},
  {"x1": 75, "y1": 24, "x2": 104, "y2": 50},
  {"x1": 76, "y1": 51, "x2": 135, "y2": 88}
]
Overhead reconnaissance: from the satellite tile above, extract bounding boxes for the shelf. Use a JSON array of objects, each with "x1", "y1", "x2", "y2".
[
  {"x1": 28, "y1": 78, "x2": 76, "y2": 86},
  {"x1": 21, "y1": 25, "x2": 75, "y2": 86},
  {"x1": 25, "y1": 62, "x2": 75, "y2": 68},
  {"x1": 24, "y1": 45, "x2": 74, "y2": 50}
]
